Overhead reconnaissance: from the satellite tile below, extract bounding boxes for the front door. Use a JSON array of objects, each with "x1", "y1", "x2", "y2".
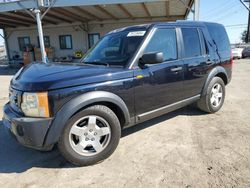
[{"x1": 133, "y1": 27, "x2": 184, "y2": 118}]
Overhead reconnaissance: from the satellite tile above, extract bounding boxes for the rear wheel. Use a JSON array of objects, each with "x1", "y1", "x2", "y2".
[
  {"x1": 58, "y1": 105, "x2": 121, "y2": 166},
  {"x1": 197, "y1": 77, "x2": 225, "y2": 113}
]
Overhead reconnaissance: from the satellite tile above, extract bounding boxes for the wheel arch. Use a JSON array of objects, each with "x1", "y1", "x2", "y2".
[
  {"x1": 44, "y1": 91, "x2": 130, "y2": 146},
  {"x1": 215, "y1": 72, "x2": 228, "y2": 85},
  {"x1": 201, "y1": 66, "x2": 228, "y2": 96}
]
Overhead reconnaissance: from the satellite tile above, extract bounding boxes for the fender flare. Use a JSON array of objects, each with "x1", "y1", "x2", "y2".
[
  {"x1": 201, "y1": 66, "x2": 228, "y2": 96},
  {"x1": 44, "y1": 91, "x2": 130, "y2": 145}
]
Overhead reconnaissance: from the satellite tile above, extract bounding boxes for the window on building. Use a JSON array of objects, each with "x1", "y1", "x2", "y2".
[
  {"x1": 88, "y1": 33, "x2": 100, "y2": 48},
  {"x1": 59, "y1": 35, "x2": 72, "y2": 49},
  {"x1": 37, "y1": 36, "x2": 50, "y2": 48},
  {"x1": 144, "y1": 28, "x2": 177, "y2": 61},
  {"x1": 18, "y1": 37, "x2": 30, "y2": 51},
  {"x1": 181, "y1": 28, "x2": 201, "y2": 58}
]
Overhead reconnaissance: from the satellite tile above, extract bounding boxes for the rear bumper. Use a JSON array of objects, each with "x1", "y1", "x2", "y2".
[
  {"x1": 232, "y1": 54, "x2": 241, "y2": 58},
  {"x1": 2, "y1": 103, "x2": 53, "y2": 150}
]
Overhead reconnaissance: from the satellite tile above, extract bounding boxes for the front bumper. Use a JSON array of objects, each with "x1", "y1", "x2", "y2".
[{"x1": 2, "y1": 103, "x2": 53, "y2": 150}]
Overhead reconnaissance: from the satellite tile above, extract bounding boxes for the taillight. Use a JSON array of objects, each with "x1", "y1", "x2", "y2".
[{"x1": 230, "y1": 50, "x2": 234, "y2": 65}]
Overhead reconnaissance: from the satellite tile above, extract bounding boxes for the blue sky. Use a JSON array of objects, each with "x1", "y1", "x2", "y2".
[
  {"x1": 188, "y1": 0, "x2": 249, "y2": 43},
  {"x1": 0, "y1": 0, "x2": 249, "y2": 45}
]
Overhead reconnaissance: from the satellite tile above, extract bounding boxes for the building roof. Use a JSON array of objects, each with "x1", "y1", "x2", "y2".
[{"x1": 0, "y1": 0, "x2": 194, "y2": 29}]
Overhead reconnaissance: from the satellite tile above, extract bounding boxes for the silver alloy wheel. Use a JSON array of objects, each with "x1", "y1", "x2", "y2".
[
  {"x1": 210, "y1": 83, "x2": 223, "y2": 108},
  {"x1": 69, "y1": 115, "x2": 111, "y2": 156}
]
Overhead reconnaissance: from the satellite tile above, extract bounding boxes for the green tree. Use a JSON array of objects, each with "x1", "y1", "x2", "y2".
[{"x1": 241, "y1": 30, "x2": 247, "y2": 43}]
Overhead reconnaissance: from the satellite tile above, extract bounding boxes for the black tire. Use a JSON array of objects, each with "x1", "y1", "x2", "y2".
[
  {"x1": 197, "y1": 77, "x2": 225, "y2": 113},
  {"x1": 58, "y1": 105, "x2": 121, "y2": 166}
]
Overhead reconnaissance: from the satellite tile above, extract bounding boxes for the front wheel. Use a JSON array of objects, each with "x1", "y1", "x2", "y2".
[
  {"x1": 58, "y1": 105, "x2": 121, "y2": 166},
  {"x1": 197, "y1": 77, "x2": 225, "y2": 113}
]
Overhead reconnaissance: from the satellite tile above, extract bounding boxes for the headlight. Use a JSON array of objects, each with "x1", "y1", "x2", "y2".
[{"x1": 21, "y1": 92, "x2": 50, "y2": 118}]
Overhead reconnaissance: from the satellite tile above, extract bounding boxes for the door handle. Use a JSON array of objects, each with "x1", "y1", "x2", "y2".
[
  {"x1": 206, "y1": 61, "x2": 213, "y2": 65},
  {"x1": 170, "y1": 67, "x2": 183, "y2": 72}
]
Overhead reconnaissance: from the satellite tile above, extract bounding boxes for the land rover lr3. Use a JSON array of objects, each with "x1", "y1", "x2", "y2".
[{"x1": 3, "y1": 21, "x2": 233, "y2": 166}]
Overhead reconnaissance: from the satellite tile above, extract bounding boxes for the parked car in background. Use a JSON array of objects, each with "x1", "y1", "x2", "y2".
[
  {"x1": 3, "y1": 21, "x2": 233, "y2": 166},
  {"x1": 242, "y1": 46, "x2": 250, "y2": 58},
  {"x1": 232, "y1": 47, "x2": 244, "y2": 59}
]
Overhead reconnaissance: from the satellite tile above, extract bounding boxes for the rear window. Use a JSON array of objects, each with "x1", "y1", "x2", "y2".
[{"x1": 206, "y1": 23, "x2": 230, "y2": 52}]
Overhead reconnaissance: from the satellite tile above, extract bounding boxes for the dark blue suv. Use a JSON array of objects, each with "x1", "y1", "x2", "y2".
[{"x1": 3, "y1": 21, "x2": 233, "y2": 166}]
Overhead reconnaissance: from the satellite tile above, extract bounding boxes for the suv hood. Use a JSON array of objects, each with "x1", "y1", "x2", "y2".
[{"x1": 11, "y1": 63, "x2": 132, "y2": 91}]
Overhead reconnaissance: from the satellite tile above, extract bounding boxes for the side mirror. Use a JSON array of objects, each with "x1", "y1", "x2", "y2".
[{"x1": 140, "y1": 52, "x2": 163, "y2": 65}]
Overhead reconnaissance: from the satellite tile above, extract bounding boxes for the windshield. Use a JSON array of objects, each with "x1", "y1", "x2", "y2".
[{"x1": 81, "y1": 30, "x2": 146, "y2": 67}]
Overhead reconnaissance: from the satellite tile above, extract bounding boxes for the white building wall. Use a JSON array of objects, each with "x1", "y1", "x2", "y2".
[
  {"x1": 6, "y1": 23, "x2": 87, "y2": 59},
  {"x1": 5, "y1": 20, "x2": 152, "y2": 60}
]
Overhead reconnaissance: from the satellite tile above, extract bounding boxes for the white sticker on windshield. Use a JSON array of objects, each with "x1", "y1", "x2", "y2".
[{"x1": 127, "y1": 31, "x2": 146, "y2": 37}]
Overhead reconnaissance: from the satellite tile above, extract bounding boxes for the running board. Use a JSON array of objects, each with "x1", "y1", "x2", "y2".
[{"x1": 136, "y1": 95, "x2": 201, "y2": 123}]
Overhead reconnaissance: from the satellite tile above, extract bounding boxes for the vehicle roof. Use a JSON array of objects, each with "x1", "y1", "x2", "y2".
[{"x1": 108, "y1": 21, "x2": 223, "y2": 34}]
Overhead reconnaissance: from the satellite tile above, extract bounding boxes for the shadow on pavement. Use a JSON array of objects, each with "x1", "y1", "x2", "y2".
[
  {"x1": 0, "y1": 120, "x2": 73, "y2": 173},
  {"x1": 122, "y1": 105, "x2": 205, "y2": 137},
  {"x1": 0, "y1": 105, "x2": 205, "y2": 173}
]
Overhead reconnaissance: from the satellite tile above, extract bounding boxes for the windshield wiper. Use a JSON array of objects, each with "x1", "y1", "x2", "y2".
[{"x1": 83, "y1": 62, "x2": 109, "y2": 67}]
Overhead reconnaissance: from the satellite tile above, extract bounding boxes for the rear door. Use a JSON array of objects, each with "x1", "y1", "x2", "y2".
[{"x1": 181, "y1": 27, "x2": 211, "y2": 98}]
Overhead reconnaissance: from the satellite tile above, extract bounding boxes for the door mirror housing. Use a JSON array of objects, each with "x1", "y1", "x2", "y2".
[{"x1": 140, "y1": 52, "x2": 164, "y2": 65}]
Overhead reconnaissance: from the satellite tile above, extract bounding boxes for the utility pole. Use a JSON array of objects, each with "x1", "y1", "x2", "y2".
[
  {"x1": 36, "y1": 0, "x2": 48, "y2": 63},
  {"x1": 241, "y1": 0, "x2": 250, "y2": 43},
  {"x1": 247, "y1": 0, "x2": 250, "y2": 43},
  {"x1": 194, "y1": 0, "x2": 200, "y2": 21},
  {"x1": 34, "y1": 9, "x2": 47, "y2": 63}
]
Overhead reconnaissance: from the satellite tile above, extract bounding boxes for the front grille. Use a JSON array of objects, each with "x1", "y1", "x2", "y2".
[{"x1": 9, "y1": 88, "x2": 22, "y2": 114}]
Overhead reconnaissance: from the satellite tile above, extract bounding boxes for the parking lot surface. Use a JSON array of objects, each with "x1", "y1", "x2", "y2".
[{"x1": 0, "y1": 59, "x2": 250, "y2": 188}]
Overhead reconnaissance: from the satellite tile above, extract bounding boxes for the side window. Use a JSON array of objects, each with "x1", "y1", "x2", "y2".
[
  {"x1": 182, "y1": 28, "x2": 201, "y2": 58},
  {"x1": 18, "y1": 37, "x2": 30, "y2": 51},
  {"x1": 144, "y1": 28, "x2": 177, "y2": 61},
  {"x1": 198, "y1": 29, "x2": 208, "y2": 55}
]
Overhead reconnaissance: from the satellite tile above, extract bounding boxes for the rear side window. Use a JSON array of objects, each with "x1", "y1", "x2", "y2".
[
  {"x1": 206, "y1": 24, "x2": 230, "y2": 52},
  {"x1": 144, "y1": 28, "x2": 177, "y2": 61},
  {"x1": 199, "y1": 29, "x2": 208, "y2": 55},
  {"x1": 181, "y1": 28, "x2": 201, "y2": 58}
]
